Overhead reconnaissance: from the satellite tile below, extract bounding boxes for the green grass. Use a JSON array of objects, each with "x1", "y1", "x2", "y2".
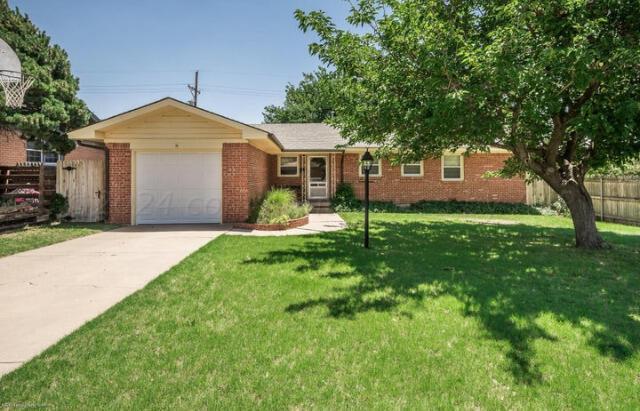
[
  {"x1": 1, "y1": 214, "x2": 639, "y2": 409},
  {"x1": 0, "y1": 223, "x2": 117, "y2": 257}
]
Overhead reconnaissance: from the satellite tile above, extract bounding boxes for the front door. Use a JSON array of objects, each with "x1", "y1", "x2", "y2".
[{"x1": 308, "y1": 156, "x2": 328, "y2": 199}]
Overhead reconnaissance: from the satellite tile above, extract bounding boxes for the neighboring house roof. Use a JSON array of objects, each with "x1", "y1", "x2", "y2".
[{"x1": 252, "y1": 123, "x2": 372, "y2": 152}]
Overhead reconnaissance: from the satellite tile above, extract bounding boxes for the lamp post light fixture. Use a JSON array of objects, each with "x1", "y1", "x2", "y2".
[{"x1": 361, "y1": 149, "x2": 374, "y2": 249}]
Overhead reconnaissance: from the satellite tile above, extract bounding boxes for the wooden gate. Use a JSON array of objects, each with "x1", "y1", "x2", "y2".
[{"x1": 56, "y1": 160, "x2": 105, "y2": 222}]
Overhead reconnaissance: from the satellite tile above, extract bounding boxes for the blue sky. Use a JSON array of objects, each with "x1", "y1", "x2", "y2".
[{"x1": 9, "y1": 0, "x2": 351, "y2": 123}]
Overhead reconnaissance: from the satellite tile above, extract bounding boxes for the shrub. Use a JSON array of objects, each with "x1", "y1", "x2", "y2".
[
  {"x1": 250, "y1": 188, "x2": 311, "y2": 224},
  {"x1": 49, "y1": 193, "x2": 69, "y2": 220},
  {"x1": 331, "y1": 182, "x2": 361, "y2": 212},
  {"x1": 409, "y1": 200, "x2": 541, "y2": 215},
  {"x1": 368, "y1": 201, "x2": 399, "y2": 213}
]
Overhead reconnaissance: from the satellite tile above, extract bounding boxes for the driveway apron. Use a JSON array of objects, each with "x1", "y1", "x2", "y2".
[{"x1": 0, "y1": 225, "x2": 228, "y2": 376}]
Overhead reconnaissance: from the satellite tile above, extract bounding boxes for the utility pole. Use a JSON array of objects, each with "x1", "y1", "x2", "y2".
[{"x1": 188, "y1": 70, "x2": 200, "y2": 106}]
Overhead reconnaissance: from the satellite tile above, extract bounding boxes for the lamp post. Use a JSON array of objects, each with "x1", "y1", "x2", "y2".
[{"x1": 361, "y1": 150, "x2": 374, "y2": 249}]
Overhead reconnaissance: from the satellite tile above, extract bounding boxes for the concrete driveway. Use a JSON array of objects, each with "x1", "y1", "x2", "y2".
[{"x1": 0, "y1": 225, "x2": 228, "y2": 376}]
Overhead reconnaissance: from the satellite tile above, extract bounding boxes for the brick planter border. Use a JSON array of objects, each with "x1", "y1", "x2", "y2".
[{"x1": 234, "y1": 215, "x2": 309, "y2": 231}]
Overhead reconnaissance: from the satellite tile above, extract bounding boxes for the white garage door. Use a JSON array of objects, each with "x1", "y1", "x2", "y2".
[{"x1": 135, "y1": 152, "x2": 222, "y2": 224}]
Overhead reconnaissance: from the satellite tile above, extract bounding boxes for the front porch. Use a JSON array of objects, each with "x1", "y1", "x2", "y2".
[{"x1": 271, "y1": 153, "x2": 342, "y2": 208}]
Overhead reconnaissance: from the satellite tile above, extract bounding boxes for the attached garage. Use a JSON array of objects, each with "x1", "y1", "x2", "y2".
[
  {"x1": 68, "y1": 98, "x2": 282, "y2": 225},
  {"x1": 134, "y1": 152, "x2": 222, "y2": 224}
]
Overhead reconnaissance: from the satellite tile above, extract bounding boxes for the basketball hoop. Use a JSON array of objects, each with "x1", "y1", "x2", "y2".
[
  {"x1": 0, "y1": 70, "x2": 33, "y2": 108},
  {"x1": 0, "y1": 37, "x2": 33, "y2": 108}
]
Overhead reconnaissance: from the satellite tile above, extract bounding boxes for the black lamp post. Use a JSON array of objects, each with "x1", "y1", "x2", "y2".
[{"x1": 361, "y1": 149, "x2": 374, "y2": 248}]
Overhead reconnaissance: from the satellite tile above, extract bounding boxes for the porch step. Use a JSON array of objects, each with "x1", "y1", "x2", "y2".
[
  {"x1": 309, "y1": 200, "x2": 331, "y2": 207},
  {"x1": 309, "y1": 200, "x2": 333, "y2": 214},
  {"x1": 311, "y1": 206, "x2": 334, "y2": 214}
]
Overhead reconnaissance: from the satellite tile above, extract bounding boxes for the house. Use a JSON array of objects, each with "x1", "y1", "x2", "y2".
[
  {"x1": 0, "y1": 127, "x2": 105, "y2": 167},
  {"x1": 68, "y1": 97, "x2": 525, "y2": 225}
]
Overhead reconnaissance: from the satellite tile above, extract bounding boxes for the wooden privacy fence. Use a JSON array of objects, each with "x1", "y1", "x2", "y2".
[
  {"x1": 0, "y1": 163, "x2": 55, "y2": 230},
  {"x1": 527, "y1": 176, "x2": 640, "y2": 225},
  {"x1": 56, "y1": 159, "x2": 106, "y2": 222},
  {"x1": 0, "y1": 163, "x2": 56, "y2": 206}
]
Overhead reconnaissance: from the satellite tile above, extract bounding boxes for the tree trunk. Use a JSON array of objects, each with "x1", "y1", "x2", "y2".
[{"x1": 556, "y1": 181, "x2": 605, "y2": 249}]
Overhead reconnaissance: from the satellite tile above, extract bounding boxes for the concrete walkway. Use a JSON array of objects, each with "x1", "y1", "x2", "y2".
[
  {"x1": 227, "y1": 213, "x2": 347, "y2": 236},
  {"x1": 0, "y1": 225, "x2": 227, "y2": 376}
]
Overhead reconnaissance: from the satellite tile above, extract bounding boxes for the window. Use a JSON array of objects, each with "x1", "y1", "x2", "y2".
[
  {"x1": 442, "y1": 154, "x2": 463, "y2": 180},
  {"x1": 359, "y1": 154, "x2": 382, "y2": 177},
  {"x1": 278, "y1": 155, "x2": 299, "y2": 177},
  {"x1": 401, "y1": 161, "x2": 423, "y2": 177},
  {"x1": 26, "y1": 141, "x2": 61, "y2": 165}
]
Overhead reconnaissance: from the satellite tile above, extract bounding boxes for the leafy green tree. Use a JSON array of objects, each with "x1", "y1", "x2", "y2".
[
  {"x1": 0, "y1": 0, "x2": 90, "y2": 153},
  {"x1": 263, "y1": 68, "x2": 337, "y2": 123},
  {"x1": 295, "y1": 0, "x2": 640, "y2": 248}
]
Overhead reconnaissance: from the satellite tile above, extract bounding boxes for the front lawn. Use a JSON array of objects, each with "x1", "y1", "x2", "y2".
[
  {"x1": 1, "y1": 214, "x2": 639, "y2": 409},
  {"x1": 0, "y1": 223, "x2": 117, "y2": 258}
]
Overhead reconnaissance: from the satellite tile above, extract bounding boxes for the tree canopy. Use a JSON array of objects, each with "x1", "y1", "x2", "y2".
[
  {"x1": 263, "y1": 68, "x2": 337, "y2": 123},
  {"x1": 295, "y1": 0, "x2": 640, "y2": 248},
  {"x1": 0, "y1": 0, "x2": 90, "y2": 153}
]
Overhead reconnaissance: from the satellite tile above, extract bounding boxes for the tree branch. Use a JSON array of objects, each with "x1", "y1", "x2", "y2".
[
  {"x1": 545, "y1": 115, "x2": 565, "y2": 167},
  {"x1": 545, "y1": 80, "x2": 600, "y2": 167},
  {"x1": 564, "y1": 80, "x2": 600, "y2": 121}
]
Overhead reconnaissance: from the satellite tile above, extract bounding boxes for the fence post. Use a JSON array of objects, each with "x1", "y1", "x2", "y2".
[
  {"x1": 38, "y1": 163, "x2": 45, "y2": 207},
  {"x1": 600, "y1": 176, "x2": 605, "y2": 221}
]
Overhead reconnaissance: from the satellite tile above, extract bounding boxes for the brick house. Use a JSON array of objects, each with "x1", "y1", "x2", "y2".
[
  {"x1": 68, "y1": 97, "x2": 525, "y2": 225},
  {"x1": 0, "y1": 127, "x2": 105, "y2": 167}
]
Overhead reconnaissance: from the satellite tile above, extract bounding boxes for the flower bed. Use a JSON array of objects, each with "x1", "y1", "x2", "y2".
[{"x1": 234, "y1": 215, "x2": 309, "y2": 231}]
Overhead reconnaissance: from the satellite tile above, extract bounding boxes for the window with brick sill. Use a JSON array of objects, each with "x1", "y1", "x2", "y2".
[
  {"x1": 442, "y1": 154, "x2": 464, "y2": 181},
  {"x1": 401, "y1": 161, "x2": 423, "y2": 177},
  {"x1": 26, "y1": 141, "x2": 61, "y2": 165},
  {"x1": 278, "y1": 155, "x2": 299, "y2": 177}
]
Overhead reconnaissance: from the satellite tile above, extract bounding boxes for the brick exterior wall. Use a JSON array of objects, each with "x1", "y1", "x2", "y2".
[
  {"x1": 0, "y1": 128, "x2": 26, "y2": 166},
  {"x1": 103, "y1": 143, "x2": 523, "y2": 225},
  {"x1": 339, "y1": 153, "x2": 525, "y2": 204},
  {"x1": 106, "y1": 143, "x2": 131, "y2": 224},
  {"x1": 247, "y1": 144, "x2": 270, "y2": 201},
  {"x1": 64, "y1": 144, "x2": 105, "y2": 161},
  {"x1": 1, "y1": 128, "x2": 105, "y2": 166},
  {"x1": 222, "y1": 143, "x2": 251, "y2": 223}
]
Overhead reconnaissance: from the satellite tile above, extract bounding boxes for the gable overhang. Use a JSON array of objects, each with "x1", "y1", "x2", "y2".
[{"x1": 68, "y1": 97, "x2": 283, "y2": 153}]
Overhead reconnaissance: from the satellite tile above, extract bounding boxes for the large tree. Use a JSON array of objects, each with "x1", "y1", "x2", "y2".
[
  {"x1": 0, "y1": 0, "x2": 89, "y2": 153},
  {"x1": 295, "y1": 0, "x2": 640, "y2": 248},
  {"x1": 263, "y1": 68, "x2": 337, "y2": 123}
]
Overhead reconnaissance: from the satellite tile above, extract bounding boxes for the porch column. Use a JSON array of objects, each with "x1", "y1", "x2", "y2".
[
  {"x1": 300, "y1": 154, "x2": 307, "y2": 202},
  {"x1": 331, "y1": 153, "x2": 336, "y2": 197}
]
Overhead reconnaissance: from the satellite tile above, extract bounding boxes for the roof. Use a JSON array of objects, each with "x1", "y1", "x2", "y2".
[
  {"x1": 251, "y1": 123, "x2": 371, "y2": 151},
  {"x1": 69, "y1": 97, "x2": 282, "y2": 152}
]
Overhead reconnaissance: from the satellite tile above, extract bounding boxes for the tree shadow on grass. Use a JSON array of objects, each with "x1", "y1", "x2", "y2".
[{"x1": 244, "y1": 216, "x2": 640, "y2": 384}]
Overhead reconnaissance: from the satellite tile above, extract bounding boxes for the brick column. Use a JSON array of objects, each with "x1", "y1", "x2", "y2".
[
  {"x1": 222, "y1": 143, "x2": 250, "y2": 223},
  {"x1": 106, "y1": 143, "x2": 131, "y2": 224}
]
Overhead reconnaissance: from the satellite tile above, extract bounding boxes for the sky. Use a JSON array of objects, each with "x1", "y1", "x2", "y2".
[{"x1": 9, "y1": 0, "x2": 352, "y2": 123}]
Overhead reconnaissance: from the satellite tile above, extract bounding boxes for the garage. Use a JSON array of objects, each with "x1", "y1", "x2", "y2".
[{"x1": 135, "y1": 152, "x2": 222, "y2": 224}]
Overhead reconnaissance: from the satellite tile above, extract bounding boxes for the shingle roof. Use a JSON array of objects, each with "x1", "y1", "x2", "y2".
[{"x1": 251, "y1": 123, "x2": 371, "y2": 151}]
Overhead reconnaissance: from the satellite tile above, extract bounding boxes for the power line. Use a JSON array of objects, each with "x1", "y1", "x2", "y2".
[
  {"x1": 81, "y1": 83, "x2": 284, "y2": 93},
  {"x1": 74, "y1": 68, "x2": 297, "y2": 79},
  {"x1": 78, "y1": 89, "x2": 284, "y2": 97}
]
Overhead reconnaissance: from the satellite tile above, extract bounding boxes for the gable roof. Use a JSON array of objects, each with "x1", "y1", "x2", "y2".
[
  {"x1": 251, "y1": 123, "x2": 372, "y2": 151},
  {"x1": 69, "y1": 97, "x2": 282, "y2": 149}
]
